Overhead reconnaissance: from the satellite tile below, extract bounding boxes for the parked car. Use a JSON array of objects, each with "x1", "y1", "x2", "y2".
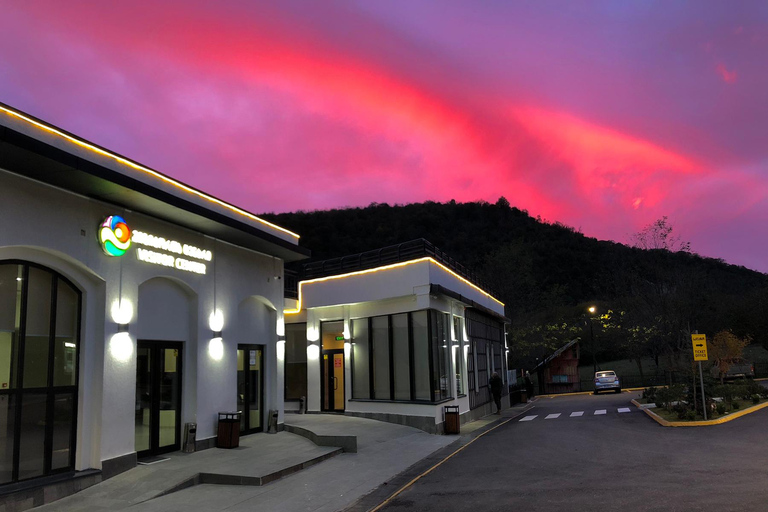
[
  {"x1": 710, "y1": 361, "x2": 755, "y2": 381},
  {"x1": 594, "y1": 371, "x2": 621, "y2": 394}
]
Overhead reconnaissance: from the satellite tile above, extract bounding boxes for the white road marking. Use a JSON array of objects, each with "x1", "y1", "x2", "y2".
[
  {"x1": 570, "y1": 411, "x2": 584, "y2": 417},
  {"x1": 519, "y1": 415, "x2": 538, "y2": 422},
  {"x1": 545, "y1": 413, "x2": 561, "y2": 419},
  {"x1": 594, "y1": 409, "x2": 607, "y2": 415},
  {"x1": 618, "y1": 408, "x2": 631, "y2": 413}
]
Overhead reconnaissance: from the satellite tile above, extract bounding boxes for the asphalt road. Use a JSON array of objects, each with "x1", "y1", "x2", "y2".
[{"x1": 374, "y1": 392, "x2": 768, "y2": 512}]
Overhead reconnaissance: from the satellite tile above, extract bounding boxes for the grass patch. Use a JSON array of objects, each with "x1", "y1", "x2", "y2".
[{"x1": 651, "y1": 397, "x2": 767, "y2": 422}]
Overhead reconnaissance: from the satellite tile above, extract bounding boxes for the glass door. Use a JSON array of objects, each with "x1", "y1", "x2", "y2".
[
  {"x1": 322, "y1": 350, "x2": 345, "y2": 412},
  {"x1": 135, "y1": 341, "x2": 182, "y2": 458},
  {"x1": 237, "y1": 345, "x2": 263, "y2": 434},
  {"x1": 320, "y1": 320, "x2": 345, "y2": 412}
]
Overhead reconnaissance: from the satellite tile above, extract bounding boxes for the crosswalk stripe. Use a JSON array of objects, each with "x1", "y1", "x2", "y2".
[
  {"x1": 594, "y1": 409, "x2": 607, "y2": 415},
  {"x1": 519, "y1": 415, "x2": 538, "y2": 422},
  {"x1": 545, "y1": 413, "x2": 561, "y2": 419},
  {"x1": 618, "y1": 408, "x2": 631, "y2": 413},
  {"x1": 570, "y1": 411, "x2": 584, "y2": 417}
]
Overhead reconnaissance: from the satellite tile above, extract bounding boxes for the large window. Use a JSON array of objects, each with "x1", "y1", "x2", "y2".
[
  {"x1": 392, "y1": 314, "x2": 410, "y2": 401},
  {"x1": 351, "y1": 319, "x2": 370, "y2": 399},
  {"x1": 284, "y1": 323, "x2": 307, "y2": 401},
  {"x1": 412, "y1": 311, "x2": 431, "y2": 400},
  {"x1": 453, "y1": 316, "x2": 466, "y2": 396},
  {"x1": 431, "y1": 311, "x2": 451, "y2": 401},
  {"x1": 372, "y1": 316, "x2": 390, "y2": 400},
  {"x1": 350, "y1": 310, "x2": 453, "y2": 403},
  {"x1": 0, "y1": 262, "x2": 80, "y2": 484},
  {"x1": 465, "y1": 309, "x2": 505, "y2": 410}
]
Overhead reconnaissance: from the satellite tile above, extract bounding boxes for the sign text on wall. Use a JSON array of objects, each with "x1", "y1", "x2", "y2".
[{"x1": 100, "y1": 216, "x2": 213, "y2": 274}]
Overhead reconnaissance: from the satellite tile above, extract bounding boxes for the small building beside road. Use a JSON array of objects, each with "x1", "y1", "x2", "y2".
[
  {"x1": 283, "y1": 240, "x2": 510, "y2": 433},
  {"x1": 533, "y1": 339, "x2": 581, "y2": 395}
]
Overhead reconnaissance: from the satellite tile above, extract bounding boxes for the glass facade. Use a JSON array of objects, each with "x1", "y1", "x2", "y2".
[
  {"x1": 0, "y1": 261, "x2": 80, "y2": 484},
  {"x1": 453, "y1": 316, "x2": 466, "y2": 396},
  {"x1": 392, "y1": 314, "x2": 410, "y2": 401},
  {"x1": 350, "y1": 309, "x2": 455, "y2": 403},
  {"x1": 371, "y1": 317, "x2": 390, "y2": 400},
  {"x1": 284, "y1": 323, "x2": 307, "y2": 401},
  {"x1": 351, "y1": 319, "x2": 370, "y2": 399},
  {"x1": 465, "y1": 309, "x2": 506, "y2": 410}
]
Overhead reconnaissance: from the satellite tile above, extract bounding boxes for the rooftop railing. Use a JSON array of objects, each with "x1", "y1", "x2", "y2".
[{"x1": 284, "y1": 239, "x2": 496, "y2": 299}]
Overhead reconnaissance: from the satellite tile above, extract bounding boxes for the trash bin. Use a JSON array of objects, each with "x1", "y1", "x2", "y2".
[
  {"x1": 183, "y1": 422, "x2": 197, "y2": 453},
  {"x1": 444, "y1": 405, "x2": 460, "y2": 435},
  {"x1": 520, "y1": 390, "x2": 528, "y2": 403},
  {"x1": 217, "y1": 411, "x2": 241, "y2": 449}
]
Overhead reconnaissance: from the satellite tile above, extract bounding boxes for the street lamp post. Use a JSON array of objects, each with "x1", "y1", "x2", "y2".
[{"x1": 588, "y1": 306, "x2": 597, "y2": 373}]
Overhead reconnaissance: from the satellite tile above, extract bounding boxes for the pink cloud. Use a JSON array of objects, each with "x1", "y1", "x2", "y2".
[
  {"x1": 716, "y1": 63, "x2": 738, "y2": 83},
  {"x1": 2, "y1": 1, "x2": 767, "y2": 272}
]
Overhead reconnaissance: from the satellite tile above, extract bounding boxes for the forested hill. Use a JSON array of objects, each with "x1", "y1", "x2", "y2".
[{"x1": 262, "y1": 199, "x2": 768, "y2": 354}]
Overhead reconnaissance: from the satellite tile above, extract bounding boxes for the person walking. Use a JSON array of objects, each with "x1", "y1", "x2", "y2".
[
  {"x1": 489, "y1": 372, "x2": 503, "y2": 414},
  {"x1": 524, "y1": 371, "x2": 534, "y2": 398}
]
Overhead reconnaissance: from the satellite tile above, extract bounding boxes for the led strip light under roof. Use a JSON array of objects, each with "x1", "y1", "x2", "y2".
[
  {"x1": 0, "y1": 104, "x2": 300, "y2": 240},
  {"x1": 285, "y1": 257, "x2": 504, "y2": 314}
]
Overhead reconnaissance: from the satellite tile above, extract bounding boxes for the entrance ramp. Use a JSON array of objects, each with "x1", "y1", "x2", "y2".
[{"x1": 33, "y1": 432, "x2": 341, "y2": 511}]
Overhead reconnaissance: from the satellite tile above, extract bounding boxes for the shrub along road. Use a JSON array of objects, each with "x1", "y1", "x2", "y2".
[{"x1": 368, "y1": 392, "x2": 768, "y2": 511}]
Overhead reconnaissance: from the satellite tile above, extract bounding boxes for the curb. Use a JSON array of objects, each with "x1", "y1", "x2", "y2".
[
  {"x1": 537, "y1": 387, "x2": 644, "y2": 399},
  {"x1": 631, "y1": 398, "x2": 768, "y2": 427}
]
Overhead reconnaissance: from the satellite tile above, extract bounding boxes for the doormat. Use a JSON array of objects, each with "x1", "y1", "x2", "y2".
[{"x1": 137, "y1": 456, "x2": 170, "y2": 465}]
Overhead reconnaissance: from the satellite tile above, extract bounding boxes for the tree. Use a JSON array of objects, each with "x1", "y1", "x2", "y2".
[
  {"x1": 709, "y1": 330, "x2": 751, "y2": 384},
  {"x1": 631, "y1": 216, "x2": 691, "y2": 253}
]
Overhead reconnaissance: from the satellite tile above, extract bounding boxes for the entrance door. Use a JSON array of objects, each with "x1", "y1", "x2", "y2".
[
  {"x1": 237, "y1": 345, "x2": 263, "y2": 434},
  {"x1": 135, "y1": 341, "x2": 182, "y2": 458},
  {"x1": 322, "y1": 350, "x2": 345, "y2": 412}
]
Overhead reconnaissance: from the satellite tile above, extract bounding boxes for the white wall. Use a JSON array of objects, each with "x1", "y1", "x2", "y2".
[{"x1": 0, "y1": 169, "x2": 286, "y2": 468}]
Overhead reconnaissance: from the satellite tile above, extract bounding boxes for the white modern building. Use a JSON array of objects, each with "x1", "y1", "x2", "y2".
[
  {"x1": 283, "y1": 241, "x2": 510, "y2": 433},
  {"x1": 0, "y1": 103, "x2": 308, "y2": 503}
]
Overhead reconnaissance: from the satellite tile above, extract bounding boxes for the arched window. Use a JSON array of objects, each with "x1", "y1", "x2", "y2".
[{"x1": 0, "y1": 261, "x2": 81, "y2": 484}]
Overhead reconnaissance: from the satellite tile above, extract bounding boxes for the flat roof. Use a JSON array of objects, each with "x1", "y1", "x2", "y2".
[{"x1": 0, "y1": 103, "x2": 310, "y2": 262}]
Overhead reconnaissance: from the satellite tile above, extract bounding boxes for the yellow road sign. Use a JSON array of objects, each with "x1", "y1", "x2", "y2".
[{"x1": 691, "y1": 334, "x2": 708, "y2": 361}]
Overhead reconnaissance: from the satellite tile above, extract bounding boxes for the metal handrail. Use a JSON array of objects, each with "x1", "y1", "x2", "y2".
[{"x1": 289, "y1": 239, "x2": 495, "y2": 297}]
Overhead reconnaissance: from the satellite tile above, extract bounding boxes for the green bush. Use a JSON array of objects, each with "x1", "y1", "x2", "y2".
[
  {"x1": 732, "y1": 401, "x2": 740, "y2": 410},
  {"x1": 752, "y1": 394, "x2": 760, "y2": 404},
  {"x1": 711, "y1": 384, "x2": 733, "y2": 402},
  {"x1": 716, "y1": 403, "x2": 726, "y2": 415},
  {"x1": 685, "y1": 410, "x2": 697, "y2": 421},
  {"x1": 745, "y1": 381, "x2": 766, "y2": 399},
  {"x1": 643, "y1": 387, "x2": 657, "y2": 402}
]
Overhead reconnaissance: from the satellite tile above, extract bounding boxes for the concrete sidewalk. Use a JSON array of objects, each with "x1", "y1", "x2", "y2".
[{"x1": 36, "y1": 404, "x2": 533, "y2": 512}]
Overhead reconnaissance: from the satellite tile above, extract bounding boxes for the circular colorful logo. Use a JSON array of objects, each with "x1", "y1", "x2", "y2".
[{"x1": 99, "y1": 215, "x2": 132, "y2": 257}]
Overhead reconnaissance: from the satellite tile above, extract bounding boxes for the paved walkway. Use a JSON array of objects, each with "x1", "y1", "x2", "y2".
[{"x1": 37, "y1": 405, "x2": 533, "y2": 512}]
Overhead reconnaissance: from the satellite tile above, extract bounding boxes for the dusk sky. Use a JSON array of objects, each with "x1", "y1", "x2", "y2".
[{"x1": 2, "y1": 1, "x2": 767, "y2": 272}]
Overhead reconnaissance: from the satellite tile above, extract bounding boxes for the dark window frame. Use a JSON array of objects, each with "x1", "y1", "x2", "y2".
[
  {"x1": 283, "y1": 322, "x2": 308, "y2": 401},
  {"x1": 347, "y1": 309, "x2": 453, "y2": 405},
  {"x1": 0, "y1": 260, "x2": 81, "y2": 485}
]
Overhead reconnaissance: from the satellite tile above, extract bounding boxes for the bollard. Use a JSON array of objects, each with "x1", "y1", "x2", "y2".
[{"x1": 267, "y1": 410, "x2": 279, "y2": 434}]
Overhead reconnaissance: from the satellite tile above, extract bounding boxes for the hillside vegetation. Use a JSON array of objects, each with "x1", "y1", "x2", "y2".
[{"x1": 263, "y1": 199, "x2": 768, "y2": 370}]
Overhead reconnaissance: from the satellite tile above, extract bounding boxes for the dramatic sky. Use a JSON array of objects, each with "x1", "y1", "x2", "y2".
[{"x1": 2, "y1": 1, "x2": 767, "y2": 272}]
